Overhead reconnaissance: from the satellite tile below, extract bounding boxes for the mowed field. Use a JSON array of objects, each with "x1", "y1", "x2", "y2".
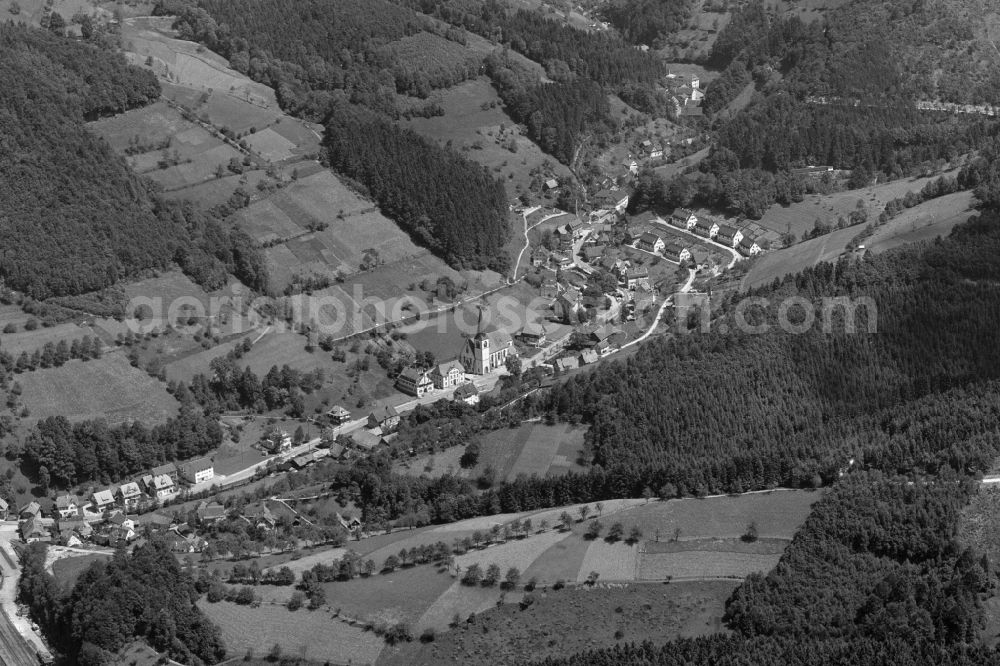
[
  {"x1": 89, "y1": 101, "x2": 244, "y2": 191},
  {"x1": 121, "y1": 18, "x2": 277, "y2": 108},
  {"x1": 18, "y1": 353, "x2": 179, "y2": 425},
  {"x1": 395, "y1": 422, "x2": 588, "y2": 482},
  {"x1": 198, "y1": 600, "x2": 385, "y2": 664},
  {"x1": 741, "y1": 189, "x2": 975, "y2": 290},
  {"x1": 752, "y1": 168, "x2": 964, "y2": 240},
  {"x1": 381, "y1": 580, "x2": 738, "y2": 666},
  {"x1": 403, "y1": 77, "x2": 572, "y2": 199},
  {"x1": 0, "y1": 320, "x2": 97, "y2": 356},
  {"x1": 234, "y1": 169, "x2": 427, "y2": 287}
]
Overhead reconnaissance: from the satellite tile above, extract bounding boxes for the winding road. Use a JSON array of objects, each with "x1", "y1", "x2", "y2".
[{"x1": 619, "y1": 269, "x2": 697, "y2": 352}]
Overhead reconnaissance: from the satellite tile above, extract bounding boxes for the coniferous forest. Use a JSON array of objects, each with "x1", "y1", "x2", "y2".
[{"x1": 0, "y1": 24, "x2": 267, "y2": 298}]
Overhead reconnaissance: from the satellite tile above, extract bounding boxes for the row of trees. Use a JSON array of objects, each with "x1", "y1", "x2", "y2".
[{"x1": 0, "y1": 335, "x2": 103, "y2": 375}]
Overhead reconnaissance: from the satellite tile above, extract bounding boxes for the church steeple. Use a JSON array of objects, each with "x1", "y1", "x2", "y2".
[{"x1": 474, "y1": 305, "x2": 487, "y2": 343}]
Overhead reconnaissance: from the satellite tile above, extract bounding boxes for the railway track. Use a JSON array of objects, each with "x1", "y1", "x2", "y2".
[{"x1": 0, "y1": 607, "x2": 39, "y2": 665}]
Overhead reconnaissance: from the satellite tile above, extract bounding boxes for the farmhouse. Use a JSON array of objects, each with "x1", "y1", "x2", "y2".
[
  {"x1": 350, "y1": 429, "x2": 383, "y2": 450},
  {"x1": 693, "y1": 217, "x2": 720, "y2": 239},
  {"x1": 117, "y1": 482, "x2": 142, "y2": 511},
  {"x1": 544, "y1": 178, "x2": 560, "y2": 191},
  {"x1": 689, "y1": 247, "x2": 710, "y2": 269},
  {"x1": 150, "y1": 462, "x2": 179, "y2": 484},
  {"x1": 738, "y1": 235, "x2": 763, "y2": 256},
  {"x1": 556, "y1": 288, "x2": 585, "y2": 324},
  {"x1": 716, "y1": 224, "x2": 743, "y2": 247},
  {"x1": 663, "y1": 242, "x2": 691, "y2": 263},
  {"x1": 459, "y1": 315, "x2": 516, "y2": 375},
  {"x1": 636, "y1": 232, "x2": 665, "y2": 254},
  {"x1": 519, "y1": 321, "x2": 548, "y2": 347},
  {"x1": 179, "y1": 457, "x2": 215, "y2": 485},
  {"x1": 647, "y1": 145, "x2": 664, "y2": 160},
  {"x1": 670, "y1": 208, "x2": 698, "y2": 230},
  {"x1": 395, "y1": 367, "x2": 434, "y2": 397},
  {"x1": 581, "y1": 244, "x2": 606, "y2": 263},
  {"x1": 367, "y1": 404, "x2": 400, "y2": 432},
  {"x1": 579, "y1": 349, "x2": 600, "y2": 365},
  {"x1": 326, "y1": 405, "x2": 351, "y2": 425},
  {"x1": 54, "y1": 495, "x2": 78, "y2": 520},
  {"x1": 244, "y1": 504, "x2": 276, "y2": 530},
  {"x1": 430, "y1": 360, "x2": 466, "y2": 389},
  {"x1": 91, "y1": 489, "x2": 115, "y2": 513}
]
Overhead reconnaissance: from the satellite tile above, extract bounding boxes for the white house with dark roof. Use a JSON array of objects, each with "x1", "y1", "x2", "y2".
[
  {"x1": 636, "y1": 232, "x2": 665, "y2": 254},
  {"x1": 663, "y1": 242, "x2": 691, "y2": 264},
  {"x1": 670, "y1": 208, "x2": 698, "y2": 230},
  {"x1": 55, "y1": 495, "x2": 78, "y2": 519},
  {"x1": 327, "y1": 404, "x2": 351, "y2": 425},
  {"x1": 395, "y1": 367, "x2": 433, "y2": 397},
  {"x1": 693, "y1": 217, "x2": 720, "y2": 239},
  {"x1": 179, "y1": 457, "x2": 214, "y2": 485},
  {"x1": 715, "y1": 224, "x2": 743, "y2": 247},
  {"x1": 149, "y1": 474, "x2": 176, "y2": 500},
  {"x1": 738, "y1": 235, "x2": 763, "y2": 256}
]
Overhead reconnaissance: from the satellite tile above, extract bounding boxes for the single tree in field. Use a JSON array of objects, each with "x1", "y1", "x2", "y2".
[
  {"x1": 484, "y1": 563, "x2": 502, "y2": 586},
  {"x1": 522, "y1": 518, "x2": 533, "y2": 536},
  {"x1": 560, "y1": 511, "x2": 573, "y2": 530},
  {"x1": 628, "y1": 526, "x2": 644, "y2": 544},
  {"x1": 579, "y1": 505, "x2": 591, "y2": 522},
  {"x1": 472, "y1": 530, "x2": 484, "y2": 548},
  {"x1": 462, "y1": 563, "x2": 483, "y2": 586},
  {"x1": 743, "y1": 521, "x2": 759, "y2": 543},
  {"x1": 641, "y1": 486, "x2": 654, "y2": 502},
  {"x1": 539, "y1": 519, "x2": 549, "y2": 532},
  {"x1": 595, "y1": 502, "x2": 603, "y2": 516},
  {"x1": 586, "y1": 571, "x2": 600, "y2": 586},
  {"x1": 673, "y1": 527, "x2": 682, "y2": 542},
  {"x1": 504, "y1": 567, "x2": 521, "y2": 590},
  {"x1": 586, "y1": 519, "x2": 603, "y2": 540},
  {"x1": 490, "y1": 524, "x2": 501, "y2": 543},
  {"x1": 607, "y1": 522, "x2": 624, "y2": 542},
  {"x1": 383, "y1": 555, "x2": 400, "y2": 571}
]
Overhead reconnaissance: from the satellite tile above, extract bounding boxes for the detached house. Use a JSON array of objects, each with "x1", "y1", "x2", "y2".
[
  {"x1": 530, "y1": 247, "x2": 550, "y2": 267},
  {"x1": 636, "y1": 232, "x2": 665, "y2": 254},
  {"x1": 327, "y1": 405, "x2": 351, "y2": 425},
  {"x1": 519, "y1": 321, "x2": 548, "y2": 347},
  {"x1": 367, "y1": 404, "x2": 400, "y2": 433},
  {"x1": 149, "y1": 474, "x2": 176, "y2": 500},
  {"x1": 151, "y1": 462, "x2": 179, "y2": 484},
  {"x1": 179, "y1": 457, "x2": 215, "y2": 485},
  {"x1": 196, "y1": 501, "x2": 226, "y2": 524},
  {"x1": 117, "y1": 482, "x2": 142, "y2": 511},
  {"x1": 594, "y1": 189, "x2": 630, "y2": 215},
  {"x1": 91, "y1": 489, "x2": 115, "y2": 513},
  {"x1": 693, "y1": 217, "x2": 720, "y2": 239},
  {"x1": 430, "y1": 360, "x2": 466, "y2": 390},
  {"x1": 395, "y1": 367, "x2": 433, "y2": 397},
  {"x1": 55, "y1": 495, "x2": 78, "y2": 520},
  {"x1": 269, "y1": 431, "x2": 293, "y2": 454},
  {"x1": 670, "y1": 208, "x2": 698, "y2": 230},
  {"x1": 453, "y1": 382, "x2": 480, "y2": 405},
  {"x1": 20, "y1": 517, "x2": 50, "y2": 543},
  {"x1": 663, "y1": 242, "x2": 691, "y2": 264},
  {"x1": 616, "y1": 264, "x2": 650, "y2": 290},
  {"x1": 715, "y1": 224, "x2": 743, "y2": 247},
  {"x1": 738, "y1": 235, "x2": 763, "y2": 256}
]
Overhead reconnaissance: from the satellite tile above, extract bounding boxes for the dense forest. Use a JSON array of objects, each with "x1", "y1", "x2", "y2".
[
  {"x1": 323, "y1": 104, "x2": 510, "y2": 271},
  {"x1": 537, "y1": 471, "x2": 997, "y2": 665},
  {"x1": 600, "y1": 0, "x2": 695, "y2": 47},
  {"x1": 0, "y1": 25, "x2": 268, "y2": 298},
  {"x1": 18, "y1": 540, "x2": 225, "y2": 665},
  {"x1": 19, "y1": 391, "x2": 222, "y2": 489}
]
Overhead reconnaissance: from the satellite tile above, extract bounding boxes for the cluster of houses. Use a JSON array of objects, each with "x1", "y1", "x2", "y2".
[
  {"x1": 15, "y1": 458, "x2": 219, "y2": 545},
  {"x1": 633, "y1": 208, "x2": 762, "y2": 261},
  {"x1": 665, "y1": 72, "x2": 705, "y2": 118}
]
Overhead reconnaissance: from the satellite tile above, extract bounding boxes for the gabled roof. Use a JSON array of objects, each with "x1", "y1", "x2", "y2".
[
  {"x1": 327, "y1": 405, "x2": 350, "y2": 418},
  {"x1": 21, "y1": 501, "x2": 40, "y2": 516},
  {"x1": 118, "y1": 482, "x2": 141, "y2": 498},
  {"x1": 197, "y1": 501, "x2": 226, "y2": 520},
  {"x1": 694, "y1": 217, "x2": 717, "y2": 230},
  {"x1": 92, "y1": 490, "x2": 114, "y2": 506},
  {"x1": 151, "y1": 462, "x2": 177, "y2": 477},
  {"x1": 739, "y1": 235, "x2": 760, "y2": 248},
  {"x1": 55, "y1": 495, "x2": 76, "y2": 510},
  {"x1": 398, "y1": 366, "x2": 430, "y2": 383},
  {"x1": 579, "y1": 349, "x2": 600, "y2": 364},
  {"x1": 625, "y1": 265, "x2": 649, "y2": 279},
  {"x1": 522, "y1": 321, "x2": 547, "y2": 337},
  {"x1": 638, "y1": 231, "x2": 662, "y2": 245},
  {"x1": 716, "y1": 224, "x2": 738, "y2": 237},
  {"x1": 671, "y1": 207, "x2": 695, "y2": 220},
  {"x1": 179, "y1": 457, "x2": 213, "y2": 476},
  {"x1": 663, "y1": 242, "x2": 688, "y2": 256},
  {"x1": 434, "y1": 360, "x2": 464, "y2": 376},
  {"x1": 151, "y1": 474, "x2": 174, "y2": 490},
  {"x1": 370, "y1": 404, "x2": 399, "y2": 420}
]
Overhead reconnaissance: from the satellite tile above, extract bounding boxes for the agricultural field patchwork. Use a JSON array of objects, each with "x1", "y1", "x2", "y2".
[{"x1": 17, "y1": 352, "x2": 180, "y2": 425}]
